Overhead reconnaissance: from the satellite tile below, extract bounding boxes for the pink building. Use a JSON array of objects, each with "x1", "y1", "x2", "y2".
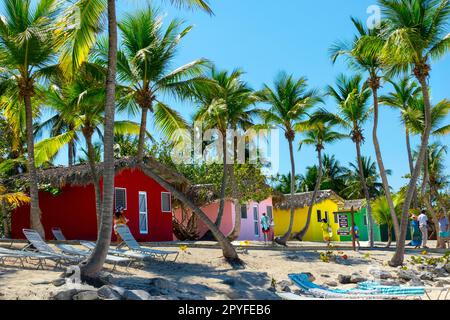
[{"x1": 173, "y1": 198, "x2": 273, "y2": 241}]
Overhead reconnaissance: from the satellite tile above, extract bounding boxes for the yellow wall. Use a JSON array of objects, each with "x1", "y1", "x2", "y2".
[{"x1": 274, "y1": 199, "x2": 341, "y2": 242}]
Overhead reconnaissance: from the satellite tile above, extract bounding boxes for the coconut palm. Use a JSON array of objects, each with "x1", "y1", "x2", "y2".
[
  {"x1": 94, "y1": 7, "x2": 208, "y2": 163},
  {"x1": 80, "y1": 0, "x2": 213, "y2": 279},
  {"x1": 257, "y1": 72, "x2": 322, "y2": 245},
  {"x1": 377, "y1": 0, "x2": 450, "y2": 266},
  {"x1": 380, "y1": 77, "x2": 421, "y2": 174},
  {"x1": 321, "y1": 155, "x2": 348, "y2": 194},
  {"x1": 273, "y1": 173, "x2": 302, "y2": 194},
  {"x1": 342, "y1": 156, "x2": 391, "y2": 200},
  {"x1": 295, "y1": 120, "x2": 347, "y2": 240},
  {"x1": 192, "y1": 68, "x2": 257, "y2": 240},
  {"x1": 0, "y1": 0, "x2": 63, "y2": 237},
  {"x1": 313, "y1": 74, "x2": 376, "y2": 246},
  {"x1": 331, "y1": 16, "x2": 402, "y2": 242},
  {"x1": 372, "y1": 194, "x2": 403, "y2": 247}
]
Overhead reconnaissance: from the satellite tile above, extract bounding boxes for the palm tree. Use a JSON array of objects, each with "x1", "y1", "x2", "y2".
[
  {"x1": 377, "y1": 0, "x2": 450, "y2": 266},
  {"x1": 0, "y1": 0, "x2": 63, "y2": 237},
  {"x1": 321, "y1": 155, "x2": 348, "y2": 194},
  {"x1": 372, "y1": 194, "x2": 403, "y2": 247},
  {"x1": 380, "y1": 77, "x2": 421, "y2": 174},
  {"x1": 295, "y1": 120, "x2": 346, "y2": 240},
  {"x1": 342, "y1": 156, "x2": 390, "y2": 200},
  {"x1": 80, "y1": 0, "x2": 213, "y2": 280},
  {"x1": 273, "y1": 173, "x2": 302, "y2": 194},
  {"x1": 331, "y1": 16, "x2": 401, "y2": 242},
  {"x1": 314, "y1": 74, "x2": 376, "y2": 247},
  {"x1": 40, "y1": 65, "x2": 141, "y2": 226},
  {"x1": 192, "y1": 68, "x2": 257, "y2": 240},
  {"x1": 96, "y1": 7, "x2": 208, "y2": 163},
  {"x1": 257, "y1": 72, "x2": 322, "y2": 245}
]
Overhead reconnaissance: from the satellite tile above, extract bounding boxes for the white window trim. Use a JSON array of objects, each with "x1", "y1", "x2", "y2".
[
  {"x1": 115, "y1": 187, "x2": 127, "y2": 210},
  {"x1": 253, "y1": 205, "x2": 259, "y2": 236},
  {"x1": 161, "y1": 192, "x2": 172, "y2": 213},
  {"x1": 138, "y1": 191, "x2": 148, "y2": 234}
]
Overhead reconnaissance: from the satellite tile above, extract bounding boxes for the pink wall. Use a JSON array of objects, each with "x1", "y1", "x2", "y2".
[
  {"x1": 173, "y1": 198, "x2": 273, "y2": 241},
  {"x1": 238, "y1": 198, "x2": 273, "y2": 241}
]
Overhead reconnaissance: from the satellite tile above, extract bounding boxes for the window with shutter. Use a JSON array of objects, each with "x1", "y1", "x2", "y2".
[
  {"x1": 240, "y1": 205, "x2": 248, "y2": 219},
  {"x1": 267, "y1": 206, "x2": 273, "y2": 219},
  {"x1": 138, "y1": 192, "x2": 148, "y2": 234},
  {"x1": 317, "y1": 210, "x2": 322, "y2": 222}
]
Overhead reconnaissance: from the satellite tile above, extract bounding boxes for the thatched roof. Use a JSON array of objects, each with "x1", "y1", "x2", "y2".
[
  {"x1": 343, "y1": 199, "x2": 366, "y2": 211},
  {"x1": 273, "y1": 190, "x2": 345, "y2": 210},
  {"x1": 8, "y1": 157, "x2": 190, "y2": 191}
]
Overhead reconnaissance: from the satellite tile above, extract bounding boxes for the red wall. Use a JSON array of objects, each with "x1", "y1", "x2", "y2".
[{"x1": 11, "y1": 168, "x2": 173, "y2": 242}]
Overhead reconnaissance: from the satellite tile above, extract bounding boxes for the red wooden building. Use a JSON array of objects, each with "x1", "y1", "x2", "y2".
[{"x1": 11, "y1": 158, "x2": 188, "y2": 242}]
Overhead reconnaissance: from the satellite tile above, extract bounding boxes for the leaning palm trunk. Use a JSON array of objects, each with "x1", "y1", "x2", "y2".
[
  {"x1": 371, "y1": 83, "x2": 400, "y2": 240},
  {"x1": 390, "y1": 74, "x2": 432, "y2": 267},
  {"x1": 276, "y1": 137, "x2": 296, "y2": 246},
  {"x1": 296, "y1": 146, "x2": 323, "y2": 240},
  {"x1": 137, "y1": 106, "x2": 149, "y2": 163},
  {"x1": 386, "y1": 225, "x2": 392, "y2": 248},
  {"x1": 80, "y1": 0, "x2": 118, "y2": 281},
  {"x1": 24, "y1": 94, "x2": 45, "y2": 238},
  {"x1": 405, "y1": 128, "x2": 420, "y2": 209},
  {"x1": 83, "y1": 129, "x2": 102, "y2": 231},
  {"x1": 355, "y1": 141, "x2": 374, "y2": 247},
  {"x1": 138, "y1": 163, "x2": 240, "y2": 262},
  {"x1": 227, "y1": 164, "x2": 241, "y2": 241}
]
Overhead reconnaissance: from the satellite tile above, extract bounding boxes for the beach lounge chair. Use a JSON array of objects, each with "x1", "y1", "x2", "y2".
[
  {"x1": 0, "y1": 247, "x2": 59, "y2": 270},
  {"x1": 357, "y1": 281, "x2": 450, "y2": 301},
  {"x1": 115, "y1": 225, "x2": 179, "y2": 262},
  {"x1": 80, "y1": 241, "x2": 151, "y2": 266},
  {"x1": 287, "y1": 273, "x2": 422, "y2": 300},
  {"x1": 0, "y1": 237, "x2": 14, "y2": 248},
  {"x1": 55, "y1": 244, "x2": 133, "y2": 271},
  {"x1": 22, "y1": 229, "x2": 83, "y2": 268},
  {"x1": 51, "y1": 228, "x2": 66, "y2": 241}
]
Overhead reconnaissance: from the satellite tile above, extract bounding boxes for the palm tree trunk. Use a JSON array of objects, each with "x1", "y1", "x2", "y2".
[
  {"x1": 83, "y1": 130, "x2": 102, "y2": 231},
  {"x1": 406, "y1": 128, "x2": 419, "y2": 209},
  {"x1": 423, "y1": 196, "x2": 442, "y2": 248},
  {"x1": 227, "y1": 164, "x2": 241, "y2": 241},
  {"x1": 421, "y1": 152, "x2": 429, "y2": 197},
  {"x1": 215, "y1": 130, "x2": 228, "y2": 228},
  {"x1": 371, "y1": 84, "x2": 400, "y2": 240},
  {"x1": 137, "y1": 106, "x2": 149, "y2": 163},
  {"x1": 297, "y1": 146, "x2": 323, "y2": 240},
  {"x1": 390, "y1": 73, "x2": 432, "y2": 267},
  {"x1": 68, "y1": 141, "x2": 74, "y2": 167},
  {"x1": 386, "y1": 226, "x2": 392, "y2": 248},
  {"x1": 355, "y1": 141, "x2": 374, "y2": 248},
  {"x1": 80, "y1": 0, "x2": 118, "y2": 282},
  {"x1": 276, "y1": 137, "x2": 296, "y2": 246},
  {"x1": 138, "y1": 163, "x2": 240, "y2": 262},
  {"x1": 228, "y1": 136, "x2": 242, "y2": 241},
  {"x1": 24, "y1": 94, "x2": 45, "y2": 238}
]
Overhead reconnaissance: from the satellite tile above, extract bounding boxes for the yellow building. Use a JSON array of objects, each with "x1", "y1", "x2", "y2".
[{"x1": 273, "y1": 190, "x2": 344, "y2": 242}]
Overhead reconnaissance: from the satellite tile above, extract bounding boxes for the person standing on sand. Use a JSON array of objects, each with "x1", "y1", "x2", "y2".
[
  {"x1": 418, "y1": 209, "x2": 429, "y2": 249},
  {"x1": 261, "y1": 213, "x2": 270, "y2": 245},
  {"x1": 321, "y1": 218, "x2": 332, "y2": 246},
  {"x1": 409, "y1": 215, "x2": 422, "y2": 249}
]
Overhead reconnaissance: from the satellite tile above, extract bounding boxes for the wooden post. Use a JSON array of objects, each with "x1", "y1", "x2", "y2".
[{"x1": 350, "y1": 206, "x2": 356, "y2": 252}]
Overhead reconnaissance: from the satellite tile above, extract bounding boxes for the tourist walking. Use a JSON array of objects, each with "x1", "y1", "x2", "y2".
[
  {"x1": 418, "y1": 210, "x2": 429, "y2": 249},
  {"x1": 409, "y1": 215, "x2": 422, "y2": 249},
  {"x1": 321, "y1": 218, "x2": 332, "y2": 246}
]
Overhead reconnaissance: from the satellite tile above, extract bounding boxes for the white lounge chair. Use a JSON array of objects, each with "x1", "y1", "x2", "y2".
[
  {"x1": 22, "y1": 229, "x2": 82, "y2": 268},
  {"x1": 115, "y1": 225, "x2": 179, "y2": 262},
  {"x1": 0, "y1": 247, "x2": 59, "y2": 270},
  {"x1": 51, "y1": 228, "x2": 66, "y2": 241},
  {"x1": 80, "y1": 241, "x2": 151, "y2": 267},
  {"x1": 56, "y1": 244, "x2": 133, "y2": 271}
]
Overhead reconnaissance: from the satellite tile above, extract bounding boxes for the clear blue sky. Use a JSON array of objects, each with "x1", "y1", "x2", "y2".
[{"x1": 112, "y1": 0, "x2": 449, "y2": 191}]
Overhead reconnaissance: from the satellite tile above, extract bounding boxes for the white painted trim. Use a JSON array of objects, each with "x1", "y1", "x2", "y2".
[
  {"x1": 114, "y1": 187, "x2": 127, "y2": 210},
  {"x1": 138, "y1": 191, "x2": 148, "y2": 234},
  {"x1": 161, "y1": 192, "x2": 172, "y2": 213}
]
